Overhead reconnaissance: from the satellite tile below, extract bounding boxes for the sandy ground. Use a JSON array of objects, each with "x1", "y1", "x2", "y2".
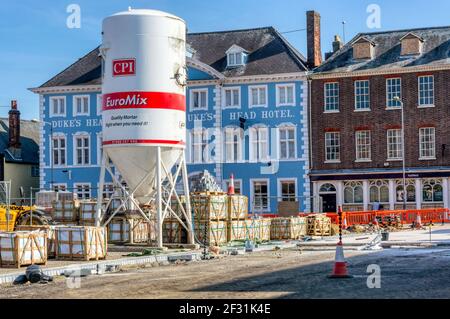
[{"x1": 1, "y1": 245, "x2": 450, "y2": 299}]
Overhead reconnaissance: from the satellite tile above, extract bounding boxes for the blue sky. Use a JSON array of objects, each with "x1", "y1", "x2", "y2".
[{"x1": 1, "y1": 0, "x2": 450, "y2": 120}]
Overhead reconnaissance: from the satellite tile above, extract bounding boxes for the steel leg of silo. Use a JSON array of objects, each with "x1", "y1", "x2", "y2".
[
  {"x1": 182, "y1": 154, "x2": 194, "y2": 244},
  {"x1": 96, "y1": 154, "x2": 107, "y2": 227},
  {"x1": 156, "y1": 147, "x2": 163, "y2": 248}
]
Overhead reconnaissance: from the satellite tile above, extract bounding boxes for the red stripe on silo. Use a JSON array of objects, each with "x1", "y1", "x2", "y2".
[
  {"x1": 102, "y1": 92, "x2": 186, "y2": 111},
  {"x1": 103, "y1": 139, "x2": 186, "y2": 145}
]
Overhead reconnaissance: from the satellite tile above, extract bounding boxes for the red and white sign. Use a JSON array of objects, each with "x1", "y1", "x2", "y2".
[
  {"x1": 112, "y1": 59, "x2": 136, "y2": 76},
  {"x1": 102, "y1": 91, "x2": 186, "y2": 111}
]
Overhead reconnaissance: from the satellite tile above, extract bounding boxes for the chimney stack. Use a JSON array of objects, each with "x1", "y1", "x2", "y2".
[
  {"x1": 332, "y1": 35, "x2": 343, "y2": 53},
  {"x1": 307, "y1": 11, "x2": 323, "y2": 68},
  {"x1": 8, "y1": 100, "x2": 21, "y2": 151}
]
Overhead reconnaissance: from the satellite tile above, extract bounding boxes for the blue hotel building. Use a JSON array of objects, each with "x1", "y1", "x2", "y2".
[{"x1": 31, "y1": 27, "x2": 312, "y2": 213}]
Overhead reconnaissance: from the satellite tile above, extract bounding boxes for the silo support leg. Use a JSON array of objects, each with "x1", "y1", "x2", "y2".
[
  {"x1": 156, "y1": 147, "x2": 164, "y2": 248},
  {"x1": 182, "y1": 154, "x2": 194, "y2": 244}
]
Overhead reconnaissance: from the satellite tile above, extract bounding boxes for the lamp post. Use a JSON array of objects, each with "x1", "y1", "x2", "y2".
[
  {"x1": 393, "y1": 96, "x2": 407, "y2": 210},
  {"x1": 32, "y1": 119, "x2": 54, "y2": 190}
]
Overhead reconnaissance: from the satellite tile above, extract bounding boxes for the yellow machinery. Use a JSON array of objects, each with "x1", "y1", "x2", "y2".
[{"x1": 0, "y1": 204, "x2": 51, "y2": 231}]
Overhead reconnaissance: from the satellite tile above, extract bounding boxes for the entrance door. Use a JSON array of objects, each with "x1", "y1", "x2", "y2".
[{"x1": 322, "y1": 194, "x2": 337, "y2": 213}]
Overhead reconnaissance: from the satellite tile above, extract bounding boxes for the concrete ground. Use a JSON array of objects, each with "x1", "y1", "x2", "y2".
[{"x1": 1, "y1": 225, "x2": 449, "y2": 299}]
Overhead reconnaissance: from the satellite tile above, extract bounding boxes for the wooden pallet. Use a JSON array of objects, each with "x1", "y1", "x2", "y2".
[
  {"x1": 0, "y1": 231, "x2": 48, "y2": 268},
  {"x1": 191, "y1": 193, "x2": 228, "y2": 221},
  {"x1": 307, "y1": 215, "x2": 332, "y2": 236},
  {"x1": 54, "y1": 226, "x2": 107, "y2": 261},
  {"x1": 270, "y1": 217, "x2": 307, "y2": 240},
  {"x1": 228, "y1": 195, "x2": 248, "y2": 220},
  {"x1": 194, "y1": 220, "x2": 227, "y2": 246}
]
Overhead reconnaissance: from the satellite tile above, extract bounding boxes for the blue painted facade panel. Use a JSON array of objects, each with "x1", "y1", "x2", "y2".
[{"x1": 40, "y1": 66, "x2": 310, "y2": 213}]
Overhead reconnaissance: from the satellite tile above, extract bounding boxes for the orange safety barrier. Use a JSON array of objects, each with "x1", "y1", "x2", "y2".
[{"x1": 322, "y1": 208, "x2": 450, "y2": 226}]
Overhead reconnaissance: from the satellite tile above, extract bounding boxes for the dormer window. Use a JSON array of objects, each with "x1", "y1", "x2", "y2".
[
  {"x1": 352, "y1": 37, "x2": 376, "y2": 60},
  {"x1": 226, "y1": 44, "x2": 248, "y2": 67},
  {"x1": 400, "y1": 32, "x2": 424, "y2": 56},
  {"x1": 186, "y1": 44, "x2": 196, "y2": 58}
]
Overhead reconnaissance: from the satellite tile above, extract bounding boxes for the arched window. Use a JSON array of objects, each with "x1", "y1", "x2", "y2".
[
  {"x1": 395, "y1": 180, "x2": 416, "y2": 203},
  {"x1": 369, "y1": 180, "x2": 389, "y2": 203},
  {"x1": 320, "y1": 183, "x2": 336, "y2": 193},
  {"x1": 344, "y1": 181, "x2": 363, "y2": 204},
  {"x1": 224, "y1": 127, "x2": 243, "y2": 163},
  {"x1": 422, "y1": 179, "x2": 443, "y2": 202}
]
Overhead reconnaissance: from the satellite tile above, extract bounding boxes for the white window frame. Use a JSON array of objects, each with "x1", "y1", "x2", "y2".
[
  {"x1": 277, "y1": 178, "x2": 297, "y2": 202},
  {"x1": 224, "y1": 127, "x2": 243, "y2": 163},
  {"x1": 387, "y1": 129, "x2": 403, "y2": 160},
  {"x1": 222, "y1": 87, "x2": 241, "y2": 109},
  {"x1": 418, "y1": 75, "x2": 435, "y2": 108},
  {"x1": 49, "y1": 96, "x2": 66, "y2": 117},
  {"x1": 101, "y1": 183, "x2": 115, "y2": 199},
  {"x1": 189, "y1": 89, "x2": 208, "y2": 111},
  {"x1": 97, "y1": 132, "x2": 103, "y2": 165},
  {"x1": 386, "y1": 78, "x2": 402, "y2": 109},
  {"x1": 73, "y1": 132, "x2": 91, "y2": 166},
  {"x1": 354, "y1": 80, "x2": 370, "y2": 111},
  {"x1": 227, "y1": 52, "x2": 244, "y2": 67},
  {"x1": 355, "y1": 130, "x2": 371, "y2": 162},
  {"x1": 191, "y1": 129, "x2": 208, "y2": 164},
  {"x1": 419, "y1": 127, "x2": 436, "y2": 160},
  {"x1": 97, "y1": 94, "x2": 103, "y2": 116},
  {"x1": 51, "y1": 133, "x2": 67, "y2": 167},
  {"x1": 249, "y1": 125, "x2": 269, "y2": 162},
  {"x1": 53, "y1": 183, "x2": 67, "y2": 192},
  {"x1": 73, "y1": 95, "x2": 90, "y2": 116},
  {"x1": 276, "y1": 83, "x2": 296, "y2": 107},
  {"x1": 73, "y1": 183, "x2": 91, "y2": 200},
  {"x1": 250, "y1": 178, "x2": 270, "y2": 213},
  {"x1": 324, "y1": 82, "x2": 339, "y2": 113},
  {"x1": 248, "y1": 85, "x2": 268, "y2": 108},
  {"x1": 325, "y1": 132, "x2": 340, "y2": 163},
  {"x1": 278, "y1": 124, "x2": 297, "y2": 160}
]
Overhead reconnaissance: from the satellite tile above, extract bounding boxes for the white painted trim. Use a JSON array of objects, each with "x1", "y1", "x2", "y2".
[
  {"x1": 49, "y1": 96, "x2": 67, "y2": 118},
  {"x1": 73, "y1": 182, "x2": 92, "y2": 199},
  {"x1": 277, "y1": 178, "x2": 298, "y2": 202},
  {"x1": 96, "y1": 94, "x2": 103, "y2": 116},
  {"x1": 275, "y1": 83, "x2": 296, "y2": 107},
  {"x1": 309, "y1": 64, "x2": 450, "y2": 80},
  {"x1": 277, "y1": 123, "x2": 297, "y2": 160},
  {"x1": 97, "y1": 132, "x2": 103, "y2": 165},
  {"x1": 72, "y1": 94, "x2": 90, "y2": 117},
  {"x1": 50, "y1": 132, "x2": 68, "y2": 167},
  {"x1": 72, "y1": 132, "x2": 91, "y2": 167},
  {"x1": 248, "y1": 84, "x2": 268, "y2": 108},
  {"x1": 189, "y1": 88, "x2": 209, "y2": 111},
  {"x1": 324, "y1": 82, "x2": 339, "y2": 112},
  {"x1": 417, "y1": 74, "x2": 435, "y2": 108},
  {"x1": 386, "y1": 77, "x2": 402, "y2": 108},
  {"x1": 250, "y1": 178, "x2": 271, "y2": 213},
  {"x1": 222, "y1": 86, "x2": 241, "y2": 109}
]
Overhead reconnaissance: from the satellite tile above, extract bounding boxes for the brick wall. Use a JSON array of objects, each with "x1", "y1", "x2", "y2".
[{"x1": 310, "y1": 70, "x2": 450, "y2": 171}]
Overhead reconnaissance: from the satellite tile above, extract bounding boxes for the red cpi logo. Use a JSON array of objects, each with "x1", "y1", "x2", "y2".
[{"x1": 113, "y1": 59, "x2": 136, "y2": 76}]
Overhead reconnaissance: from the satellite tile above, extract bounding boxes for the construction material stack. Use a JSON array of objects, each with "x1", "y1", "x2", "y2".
[
  {"x1": 227, "y1": 195, "x2": 249, "y2": 241},
  {"x1": 54, "y1": 226, "x2": 107, "y2": 261},
  {"x1": 51, "y1": 197, "x2": 79, "y2": 225},
  {"x1": 0, "y1": 231, "x2": 47, "y2": 268},
  {"x1": 270, "y1": 217, "x2": 307, "y2": 240},
  {"x1": 79, "y1": 201, "x2": 98, "y2": 226},
  {"x1": 307, "y1": 214, "x2": 332, "y2": 236},
  {"x1": 191, "y1": 192, "x2": 228, "y2": 246},
  {"x1": 108, "y1": 212, "x2": 157, "y2": 245},
  {"x1": 15, "y1": 225, "x2": 57, "y2": 258}
]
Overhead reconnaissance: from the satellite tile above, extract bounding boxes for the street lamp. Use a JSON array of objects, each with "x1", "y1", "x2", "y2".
[
  {"x1": 393, "y1": 96, "x2": 407, "y2": 210},
  {"x1": 32, "y1": 119, "x2": 54, "y2": 190}
]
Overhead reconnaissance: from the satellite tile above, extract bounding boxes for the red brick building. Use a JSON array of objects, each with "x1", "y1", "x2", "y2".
[{"x1": 309, "y1": 27, "x2": 450, "y2": 212}]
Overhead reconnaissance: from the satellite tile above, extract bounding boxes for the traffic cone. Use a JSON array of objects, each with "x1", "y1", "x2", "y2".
[
  {"x1": 415, "y1": 214, "x2": 423, "y2": 229},
  {"x1": 343, "y1": 215, "x2": 348, "y2": 229},
  {"x1": 227, "y1": 174, "x2": 235, "y2": 195},
  {"x1": 328, "y1": 241, "x2": 353, "y2": 279},
  {"x1": 372, "y1": 215, "x2": 379, "y2": 226}
]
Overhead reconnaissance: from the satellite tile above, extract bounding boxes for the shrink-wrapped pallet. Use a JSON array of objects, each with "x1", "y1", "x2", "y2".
[{"x1": 0, "y1": 231, "x2": 47, "y2": 268}]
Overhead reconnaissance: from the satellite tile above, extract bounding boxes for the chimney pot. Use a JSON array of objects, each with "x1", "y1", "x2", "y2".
[{"x1": 307, "y1": 11, "x2": 323, "y2": 68}]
